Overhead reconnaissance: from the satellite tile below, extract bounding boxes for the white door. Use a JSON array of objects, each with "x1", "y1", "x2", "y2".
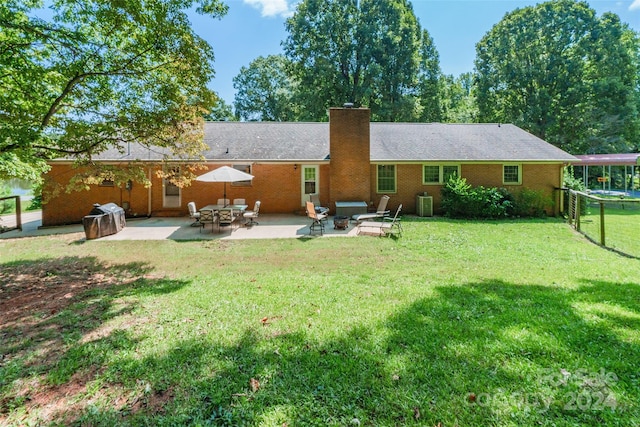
[{"x1": 301, "y1": 165, "x2": 319, "y2": 206}]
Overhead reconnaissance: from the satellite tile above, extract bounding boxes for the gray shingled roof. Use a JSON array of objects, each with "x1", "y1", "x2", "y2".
[
  {"x1": 370, "y1": 123, "x2": 577, "y2": 162},
  {"x1": 202, "y1": 122, "x2": 329, "y2": 161},
  {"x1": 76, "y1": 121, "x2": 576, "y2": 163}
]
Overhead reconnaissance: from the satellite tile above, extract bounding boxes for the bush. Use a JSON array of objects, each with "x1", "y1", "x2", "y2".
[
  {"x1": 441, "y1": 176, "x2": 551, "y2": 219},
  {"x1": 563, "y1": 166, "x2": 586, "y2": 192},
  {"x1": 512, "y1": 188, "x2": 551, "y2": 217},
  {"x1": 441, "y1": 176, "x2": 514, "y2": 219},
  {"x1": 0, "y1": 184, "x2": 12, "y2": 214}
]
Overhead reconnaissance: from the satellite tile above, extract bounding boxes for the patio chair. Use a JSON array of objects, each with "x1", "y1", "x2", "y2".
[
  {"x1": 243, "y1": 201, "x2": 261, "y2": 226},
  {"x1": 199, "y1": 209, "x2": 217, "y2": 233},
  {"x1": 306, "y1": 201, "x2": 327, "y2": 235},
  {"x1": 309, "y1": 194, "x2": 329, "y2": 219},
  {"x1": 233, "y1": 198, "x2": 246, "y2": 205},
  {"x1": 218, "y1": 208, "x2": 236, "y2": 229},
  {"x1": 357, "y1": 204, "x2": 402, "y2": 237},
  {"x1": 217, "y1": 198, "x2": 230, "y2": 207},
  {"x1": 187, "y1": 202, "x2": 201, "y2": 227},
  {"x1": 352, "y1": 195, "x2": 390, "y2": 224}
]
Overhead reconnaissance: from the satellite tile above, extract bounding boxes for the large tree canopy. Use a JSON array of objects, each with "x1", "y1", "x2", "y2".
[
  {"x1": 0, "y1": 0, "x2": 227, "y2": 183},
  {"x1": 474, "y1": 0, "x2": 639, "y2": 154},
  {"x1": 282, "y1": 0, "x2": 442, "y2": 122},
  {"x1": 233, "y1": 55, "x2": 299, "y2": 121}
]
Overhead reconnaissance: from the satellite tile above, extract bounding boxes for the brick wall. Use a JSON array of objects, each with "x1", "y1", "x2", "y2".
[
  {"x1": 329, "y1": 107, "x2": 370, "y2": 207},
  {"x1": 42, "y1": 164, "x2": 152, "y2": 226},
  {"x1": 364, "y1": 162, "x2": 563, "y2": 215},
  {"x1": 42, "y1": 162, "x2": 328, "y2": 226}
]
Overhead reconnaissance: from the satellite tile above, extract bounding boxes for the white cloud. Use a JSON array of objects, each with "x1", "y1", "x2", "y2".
[
  {"x1": 630, "y1": 0, "x2": 640, "y2": 11},
  {"x1": 244, "y1": 0, "x2": 294, "y2": 18}
]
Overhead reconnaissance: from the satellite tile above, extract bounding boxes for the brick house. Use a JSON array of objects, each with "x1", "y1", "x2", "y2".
[{"x1": 42, "y1": 106, "x2": 577, "y2": 226}]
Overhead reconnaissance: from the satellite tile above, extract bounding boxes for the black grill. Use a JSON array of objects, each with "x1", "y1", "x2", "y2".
[{"x1": 83, "y1": 203, "x2": 126, "y2": 239}]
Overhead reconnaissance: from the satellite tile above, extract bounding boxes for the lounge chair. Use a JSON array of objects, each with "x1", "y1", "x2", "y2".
[
  {"x1": 357, "y1": 204, "x2": 402, "y2": 237},
  {"x1": 309, "y1": 194, "x2": 329, "y2": 218},
  {"x1": 187, "y1": 202, "x2": 201, "y2": 227},
  {"x1": 243, "y1": 201, "x2": 261, "y2": 226},
  {"x1": 306, "y1": 200, "x2": 327, "y2": 235},
  {"x1": 352, "y1": 195, "x2": 390, "y2": 223}
]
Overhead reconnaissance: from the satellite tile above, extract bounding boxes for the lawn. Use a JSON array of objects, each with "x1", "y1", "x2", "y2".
[
  {"x1": 579, "y1": 200, "x2": 640, "y2": 258},
  {"x1": 1, "y1": 218, "x2": 639, "y2": 426}
]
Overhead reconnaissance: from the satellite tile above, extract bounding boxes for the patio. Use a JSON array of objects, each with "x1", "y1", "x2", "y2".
[{"x1": 0, "y1": 211, "x2": 361, "y2": 240}]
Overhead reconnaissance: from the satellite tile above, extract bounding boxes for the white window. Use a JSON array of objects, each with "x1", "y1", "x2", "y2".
[
  {"x1": 422, "y1": 164, "x2": 460, "y2": 184},
  {"x1": 231, "y1": 164, "x2": 252, "y2": 187},
  {"x1": 301, "y1": 165, "x2": 319, "y2": 206},
  {"x1": 503, "y1": 164, "x2": 522, "y2": 185},
  {"x1": 377, "y1": 164, "x2": 396, "y2": 193}
]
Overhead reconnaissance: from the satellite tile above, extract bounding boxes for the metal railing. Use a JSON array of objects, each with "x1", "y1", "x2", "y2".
[
  {"x1": 0, "y1": 196, "x2": 22, "y2": 232},
  {"x1": 565, "y1": 189, "x2": 639, "y2": 258}
]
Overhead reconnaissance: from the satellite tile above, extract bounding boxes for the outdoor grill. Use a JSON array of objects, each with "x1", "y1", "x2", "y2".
[{"x1": 82, "y1": 202, "x2": 126, "y2": 239}]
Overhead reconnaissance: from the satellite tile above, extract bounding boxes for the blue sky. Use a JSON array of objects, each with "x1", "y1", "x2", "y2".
[{"x1": 191, "y1": 0, "x2": 640, "y2": 105}]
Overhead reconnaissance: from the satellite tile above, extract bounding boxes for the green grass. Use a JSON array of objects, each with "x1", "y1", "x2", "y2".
[
  {"x1": 1, "y1": 218, "x2": 639, "y2": 426},
  {"x1": 579, "y1": 200, "x2": 640, "y2": 257}
]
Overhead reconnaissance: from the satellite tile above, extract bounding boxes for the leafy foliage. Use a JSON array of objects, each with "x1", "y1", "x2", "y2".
[
  {"x1": 563, "y1": 166, "x2": 586, "y2": 192},
  {"x1": 0, "y1": 0, "x2": 227, "y2": 183},
  {"x1": 441, "y1": 175, "x2": 550, "y2": 218},
  {"x1": 281, "y1": 0, "x2": 442, "y2": 122},
  {"x1": 474, "y1": 0, "x2": 640, "y2": 154},
  {"x1": 440, "y1": 72, "x2": 477, "y2": 123},
  {"x1": 204, "y1": 97, "x2": 237, "y2": 122},
  {"x1": 512, "y1": 188, "x2": 552, "y2": 218},
  {"x1": 441, "y1": 176, "x2": 512, "y2": 219},
  {"x1": 233, "y1": 55, "x2": 299, "y2": 121}
]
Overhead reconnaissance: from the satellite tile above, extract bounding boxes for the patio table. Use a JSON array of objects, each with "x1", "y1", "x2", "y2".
[
  {"x1": 200, "y1": 204, "x2": 248, "y2": 229},
  {"x1": 201, "y1": 204, "x2": 248, "y2": 212}
]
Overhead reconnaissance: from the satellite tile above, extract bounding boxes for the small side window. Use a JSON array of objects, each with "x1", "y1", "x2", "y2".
[{"x1": 503, "y1": 164, "x2": 521, "y2": 185}]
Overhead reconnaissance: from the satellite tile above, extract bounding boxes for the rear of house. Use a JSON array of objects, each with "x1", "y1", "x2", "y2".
[{"x1": 41, "y1": 106, "x2": 576, "y2": 226}]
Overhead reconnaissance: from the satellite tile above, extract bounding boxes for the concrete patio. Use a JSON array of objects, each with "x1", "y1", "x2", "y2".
[{"x1": 0, "y1": 211, "x2": 363, "y2": 240}]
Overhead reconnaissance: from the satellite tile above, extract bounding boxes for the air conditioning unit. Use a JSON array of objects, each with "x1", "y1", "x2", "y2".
[{"x1": 416, "y1": 195, "x2": 433, "y2": 217}]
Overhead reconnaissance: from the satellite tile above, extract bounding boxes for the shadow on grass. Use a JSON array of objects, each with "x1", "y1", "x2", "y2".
[
  {"x1": 5, "y1": 278, "x2": 640, "y2": 425},
  {"x1": 0, "y1": 256, "x2": 189, "y2": 421}
]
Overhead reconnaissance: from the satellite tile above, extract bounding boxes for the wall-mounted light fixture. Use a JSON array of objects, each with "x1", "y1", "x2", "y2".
[{"x1": 294, "y1": 164, "x2": 298, "y2": 170}]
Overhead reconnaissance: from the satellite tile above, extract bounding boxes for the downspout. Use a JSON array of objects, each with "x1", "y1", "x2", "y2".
[{"x1": 148, "y1": 166, "x2": 152, "y2": 217}]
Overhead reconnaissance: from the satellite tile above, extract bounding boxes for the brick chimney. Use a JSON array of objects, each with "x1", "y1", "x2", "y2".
[{"x1": 329, "y1": 106, "x2": 371, "y2": 206}]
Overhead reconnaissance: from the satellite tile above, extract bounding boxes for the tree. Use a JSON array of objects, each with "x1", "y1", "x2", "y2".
[
  {"x1": 233, "y1": 55, "x2": 299, "y2": 121},
  {"x1": 0, "y1": 0, "x2": 228, "y2": 185},
  {"x1": 474, "y1": 0, "x2": 639, "y2": 154},
  {"x1": 440, "y1": 72, "x2": 477, "y2": 123},
  {"x1": 205, "y1": 97, "x2": 237, "y2": 121},
  {"x1": 282, "y1": 0, "x2": 441, "y2": 122}
]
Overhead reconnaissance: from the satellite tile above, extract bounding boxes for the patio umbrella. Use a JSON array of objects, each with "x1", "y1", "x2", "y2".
[{"x1": 195, "y1": 166, "x2": 254, "y2": 206}]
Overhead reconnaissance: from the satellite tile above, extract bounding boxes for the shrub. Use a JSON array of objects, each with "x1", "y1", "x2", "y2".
[
  {"x1": 0, "y1": 184, "x2": 12, "y2": 214},
  {"x1": 512, "y1": 188, "x2": 551, "y2": 217},
  {"x1": 563, "y1": 166, "x2": 586, "y2": 192},
  {"x1": 441, "y1": 176, "x2": 514, "y2": 219}
]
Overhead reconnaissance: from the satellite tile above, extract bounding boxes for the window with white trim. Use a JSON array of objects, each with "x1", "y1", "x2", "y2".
[
  {"x1": 231, "y1": 164, "x2": 252, "y2": 186},
  {"x1": 422, "y1": 164, "x2": 460, "y2": 184},
  {"x1": 503, "y1": 164, "x2": 522, "y2": 185},
  {"x1": 377, "y1": 164, "x2": 396, "y2": 193}
]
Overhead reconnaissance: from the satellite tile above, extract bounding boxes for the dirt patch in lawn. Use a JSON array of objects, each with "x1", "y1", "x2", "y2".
[{"x1": 0, "y1": 257, "x2": 159, "y2": 425}]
